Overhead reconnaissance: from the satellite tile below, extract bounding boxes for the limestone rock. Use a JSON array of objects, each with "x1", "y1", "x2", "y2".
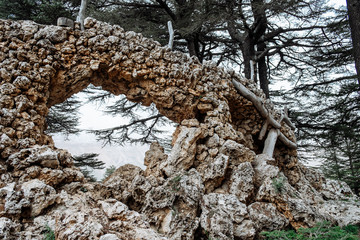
[
  {"x1": 7, "y1": 145, "x2": 61, "y2": 170},
  {"x1": 0, "y1": 217, "x2": 20, "y2": 240},
  {"x1": 248, "y1": 202, "x2": 289, "y2": 232},
  {"x1": 317, "y1": 201, "x2": 360, "y2": 226},
  {"x1": 252, "y1": 154, "x2": 280, "y2": 187},
  {"x1": 255, "y1": 174, "x2": 325, "y2": 229},
  {"x1": 219, "y1": 140, "x2": 256, "y2": 165},
  {"x1": 34, "y1": 25, "x2": 68, "y2": 43},
  {"x1": 144, "y1": 142, "x2": 167, "y2": 179},
  {"x1": 21, "y1": 179, "x2": 57, "y2": 217},
  {"x1": 142, "y1": 169, "x2": 203, "y2": 239},
  {"x1": 100, "y1": 199, "x2": 129, "y2": 219},
  {"x1": 200, "y1": 193, "x2": 254, "y2": 240},
  {"x1": 99, "y1": 234, "x2": 121, "y2": 240},
  {"x1": 197, "y1": 153, "x2": 229, "y2": 192},
  {"x1": 321, "y1": 179, "x2": 356, "y2": 201},
  {"x1": 0, "y1": 182, "x2": 30, "y2": 216},
  {"x1": 229, "y1": 162, "x2": 255, "y2": 203},
  {"x1": 163, "y1": 126, "x2": 202, "y2": 177}
]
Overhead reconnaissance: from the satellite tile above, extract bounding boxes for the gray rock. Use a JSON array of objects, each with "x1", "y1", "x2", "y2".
[
  {"x1": 248, "y1": 202, "x2": 289, "y2": 232},
  {"x1": 219, "y1": 140, "x2": 256, "y2": 165},
  {"x1": 317, "y1": 200, "x2": 360, "y2": 226},
  {"x1": 0, "y1": 217, "x2": 20, "y2": 240},
  {"x1": 21, "y1": 179, "x2": 57, "y2": 217},
  {"x1": 34, "y1": 25, "x2": 67, "y2": 43},
  {"x1": 229, "y1": 162, "x2": 255, "y2": 203},
  {"x1": 164, "y1": 126, "x2": 202, "y2": 176},
  {"x1": 321, "y1": 179, "x2": 356, "y2": 201},
  {"x1": 200, "y1": 193, "x2": 251, "y2": 240},
  {"x1": 100, "y1": 234, "x2": 121, "y2": 240},
  {"x1": 57, "y1": 17, "x2": 74, "y2": 28}
]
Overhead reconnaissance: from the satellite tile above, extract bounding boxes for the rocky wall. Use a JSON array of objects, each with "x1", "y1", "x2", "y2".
[{"x1": 0, "y1": 18, "x2": 359, "y2": 240}]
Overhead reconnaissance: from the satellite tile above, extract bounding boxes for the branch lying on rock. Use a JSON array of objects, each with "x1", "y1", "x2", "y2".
[
  {"x1": 232, "y1": 79, "x2": 281, "y2": 128},
  {"x1": 258, "y1": 119, "x2": 269, "y2": 141},
  {"x1": 263, "y1": 128, "x2": 297, "y2": 158},
  {"x1": 263, "y1": 129, "x2": 279, "y2": 157},
  {"x1": 231, "y1": 79, "x2": 297, "y2": 154},
  {"x1": 278, "y1": 131, "x2": 297, "y2": 149}
]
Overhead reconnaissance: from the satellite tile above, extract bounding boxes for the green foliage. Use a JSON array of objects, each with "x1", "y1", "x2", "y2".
[
  {"x1": 73, "y1": 153, "x2": 105, "y2": 182},
  {"x1": 261, "y1": 222, "x2": 359, "y2": 240},
  {"x1": 102, "y1": 165, "x2": 116, "y2": 181},
  {"x1": 46, "y1": 97, "x2": 82, "y2": 137},
  {"x1": 285, "y1": 6, "x2": 360, "y2": 195},
  {"x1": 170, "y1": 175, "x2": 182, "y2": 192},
  {"x1": 42, "y1": 224, "x2": 55, "y2": 240},
  {"x1": 272, "y1": 176, "x2": 285, "y2": 194},
  {"x1": 0, "y1": 0, "x2": 75, "y2": 25}
]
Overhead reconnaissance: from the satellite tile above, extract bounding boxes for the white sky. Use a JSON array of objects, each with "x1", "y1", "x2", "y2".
[{"x1": 52, "y1": 92, "x2": 158, "y2": 180}]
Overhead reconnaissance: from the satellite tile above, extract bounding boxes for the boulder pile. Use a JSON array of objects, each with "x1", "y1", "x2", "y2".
[{"x1": 0, "y1": 18, "x2": 359, "y2": 239}]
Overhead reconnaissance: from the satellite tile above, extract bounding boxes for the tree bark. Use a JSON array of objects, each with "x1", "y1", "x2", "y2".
[
  {"x1": 258, "y1": 41, "x2": 269, "y2": 98},
  {"x1": 77, "y1": 0, "x2": 88, "y2": 30},
  {"x1": 167, "y1": 21, "x2": 174, "y2": 49},
  {"x1": 251, "y1": 0, "x2": 269, "y2": 97},
  {"x1": 241, "y1": 33, "x2": 255, "y2": 80},
  {"x1": 186, "y1": 34, "x2": 202, "y2": 62},
  {"x1": 346, "y1": 0, "x2": 360, "y2": 85},
  {"x1": 263, "y1": 129, "x2": 278, "y2": 157}
]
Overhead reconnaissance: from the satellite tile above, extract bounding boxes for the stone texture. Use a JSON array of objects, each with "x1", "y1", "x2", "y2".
[
  {"x1": 21, "y1": 179, "x2": 58, "y2": 217},
  {"x1": 163, "y1": 126, "x2": 202, "y2": 177},
  {"x1": 0, "y1": 217, "x2": 20, "y2": 240},
  {"x1": 317, "y1": 201, "x2": 360, "y2": 227},
  {"x1": 248, "y1": 202, "x2": 289, "y2": 231},
  {"x1": 0, "y1": 18, "x2": 359, "y2": 240},
  {"x1": 200, "y1": 193, "x2": 254, "y2": 240},
  {"x1": 229, "y1": 162, "x2": 255, "y2": 203}
]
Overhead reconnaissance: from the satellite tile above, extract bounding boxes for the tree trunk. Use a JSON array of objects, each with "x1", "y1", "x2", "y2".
[
  {"x1": 186, "y1": 34, "x2": 202, "y2": 62},
  {"x1": 251, "y1": 0, "x2": 269, "y2": 97},
  {"x1": 346, "y1": 0, "x2": 360, "y2": 86},
  {"x1": 241, "y1": 34, "x2": 254, "y2": 81},
  {"x1": 77, "y1": 0, "x2": 88, "y2": 30},
  {"x1": 258, "y1": 42, "x2": 269, "y2": 98}
]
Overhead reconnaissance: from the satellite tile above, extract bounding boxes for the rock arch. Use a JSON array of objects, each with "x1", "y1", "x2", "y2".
[{"x1": 0, "y1": 18, "x2": 359, "y2": 240}]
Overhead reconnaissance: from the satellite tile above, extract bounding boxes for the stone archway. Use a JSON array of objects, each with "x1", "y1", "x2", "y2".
[
  {"x1": 0, "y1": 16, "x2": 296, "y2": 172},
  {"x1": 1, "y1": 18, "x2": 359, "y2": 240}
]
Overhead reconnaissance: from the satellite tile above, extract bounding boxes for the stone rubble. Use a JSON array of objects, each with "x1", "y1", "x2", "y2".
[{"x1": 0, "y1": 18, "x2": 359, "y2": 239}]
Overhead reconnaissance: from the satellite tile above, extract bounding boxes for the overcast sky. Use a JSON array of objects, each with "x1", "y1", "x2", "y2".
[{"x1": 52, "y1": 91, "x2": 164, "y2": 180}]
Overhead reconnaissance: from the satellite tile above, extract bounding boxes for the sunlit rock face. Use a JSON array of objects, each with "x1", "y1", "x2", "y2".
[{"x1": 0, "y1": 18, "x2": 359, "y2": 240}]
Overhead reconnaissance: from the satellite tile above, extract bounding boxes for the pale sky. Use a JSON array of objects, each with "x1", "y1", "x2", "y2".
[{"x1": 52, "y1": 91, "x2": 168, "y2": 180}]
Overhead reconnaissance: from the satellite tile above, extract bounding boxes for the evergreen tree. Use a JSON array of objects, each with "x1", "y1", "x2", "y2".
[
  {"x1": 346, "y1": 0, "x2": 360, "y2": 84},
  {"x1": 45, "y1": 96, "x2": 82, "y2": 136},
  {"x1": 85, "y1": 86, "x2": 174, "y2": 148},
  {"x1": 102, "y1": 165, "x2": 116, "y2": 181},
  {"x1": 73, "y1": 153, "x2": 105, "y2": 182},
  {"x1": 223, "y1": 0, "x2": 337, "y2": 98},
  {"x1": 288, "y1": 6, "x2": 360, "y2": 194},
  {"x1": 0, "y1": 0, "x2": 76, "y2": 25},
  {"x1": 88, "y1": 0, "x2": 226, "y2": 62}
]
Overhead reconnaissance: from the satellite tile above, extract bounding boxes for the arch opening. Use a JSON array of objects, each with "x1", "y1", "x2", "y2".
[{"x1": 47, "y1": 84, "x2": 176, "y2": 180}]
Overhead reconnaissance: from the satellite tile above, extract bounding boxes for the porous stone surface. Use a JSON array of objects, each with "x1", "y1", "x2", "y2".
[{"x1": 0, "y1": 18, "x2": 359, "y2": 240}]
